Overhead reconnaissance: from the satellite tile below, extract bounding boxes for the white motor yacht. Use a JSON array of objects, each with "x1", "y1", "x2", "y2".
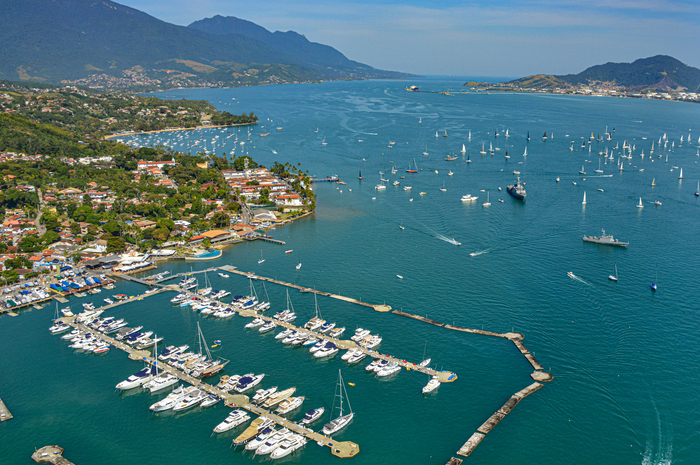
[
  {"x1": 309, "y1": 340, "x2": 325, "y2": 353},
  {"x1": 351, "y1": 328, "x2": 371, "y2": 341},
  {"x1": 347, "y1": 351, "x2": 367, "y2": 364},
  {"x1": 255, "y1": 429, "x2": 293, "y2": 456},
  {"x1": 116, "y1": 366, "x2": 156, "y2": 390},
  {"x1": 313, "y1": 342, "x2": 339, "y2": 358},
  {"x1": 149, "y1": 385, "x2": 192, "y2": 411},
  {"x1": 275, "y1": 328, "x2": 293, "y2": 340},
  {"x1": 213, "y1": 409, "x2": 250, "y2": 433},
  {"x1": 262, "y1": 387, "x2": 296, "y2": 408},
  {"x1": 341, "y1": 348, "x2": 361, "y2": 361},
  {"x1": 359, "y1": 334, "x2": 382, "y2": 349},
  {"x1": 376, "y1": 361, "x2": 401, "y2": 377},
  {"x1": 328, "y1": 326, "x2": 346, "y2": 338},
  {"x1": 270, "y1": 434, "x2": 307, "y2": 459},
  {"x1": 276, "y1": 396, "x2": 305, "y2": 415},
  {"x1": 146, "y1": 373, "x2": 179, "y2": 393},
  {"x1": 252, "y1": 386, "x2": 278, "y2": 405},
  {"x1": 301, "y1": 407, "x2": 324, "y2": 425},
  {"x1": 172, "y1": 389, "x2": 207, "y2": 411},
  {"x1": 245, "y1": 318, "x2": 265, "y2": 329},
  {"x1": 201, "y1": 395, "x2": 220, "y2": 408},
  {"x1": 319, "y1": 322, "x2": 336, "y2": 333},
  {"x1": 245, "y1": 426, "x2": 277, "y2": 451},
  {"x1": 422, "y1": 377, "x2": 440, "y2": 394},
  {"x1": 259, "y1": 321, "x2": 276, "y2": 333},
  {"x1": 234, "y1": 373, "x2": 265, "y2": 393}
]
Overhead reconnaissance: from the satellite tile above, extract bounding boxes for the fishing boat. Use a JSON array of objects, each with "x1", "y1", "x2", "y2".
[
  {"x1": 608, "y1": 264, "x2": 618, "y2": 282},
  {"x1": 322, "y1": 370, "x2": 354, "y2": 435}
]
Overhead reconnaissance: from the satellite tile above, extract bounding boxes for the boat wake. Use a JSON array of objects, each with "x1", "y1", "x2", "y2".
[
  {"x1": 641, "y1": 395, "x2": 673, "y2": 465},
  {"x1": 469, "y1": 249, "x2": 490, "y2": 257},
  {"x1": 567, "y1": 272, "x2": 589, "y2": 285},
  {"x1": 270, "y1": 148, "x2": 278, "y2": 154},
  {"x1": 434, "y1": 233, "x2": 461, "y2": 246}
]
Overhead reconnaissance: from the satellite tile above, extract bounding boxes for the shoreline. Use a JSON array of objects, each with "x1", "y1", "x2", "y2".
[{"x1": 103, "y1": 122, "x2": 258, "y2": 140}]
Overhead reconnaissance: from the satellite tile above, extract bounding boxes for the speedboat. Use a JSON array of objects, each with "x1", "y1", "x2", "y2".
[
  {"x1": 213, "y1": 409, "x2": 250, "y2": 433},
  {"x1": 301, "y1": 407, "x2": 324, "y2": 425},
  {"x1": 218, "y1": 273, "x2": 229, "y2": 278},
  {"x1": 276, "y1": 396, "x2": 304, "y2": 415},
  {"x1": 422, "y1": 377, "x2": 440, "y2": 393},
  {"x1": 234, "y1": 373, "x2": 265, "y2": 393},
  {"x1": 270, "y1": 434, "x2": 307, "y2": 459},
  {"x1": 172, "y1": 389, "x2": 207, "y2": 411},
  {"x1": 319, "y1": 322, "x2": 336, "y2": 333},
  {"x1": 116, "y1": 366, "x2": 156, "y2": 390}
]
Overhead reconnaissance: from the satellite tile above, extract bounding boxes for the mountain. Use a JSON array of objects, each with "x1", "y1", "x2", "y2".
[
  {"x1": 188, "y1": 15, "x2": 374, "y2": 76},
  {"x1": 0, "y1": 0, "x2": 407, "y2": 86},
  {"x1": 503, "y1": 56, "x2": 700, "y2": 92}
]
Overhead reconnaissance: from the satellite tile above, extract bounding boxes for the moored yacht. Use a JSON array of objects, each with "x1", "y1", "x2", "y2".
[
  {"x1": 270, "y1": 434, "x2": 307, "y2": 460},
  {"x1": 276, "y1": 396, "x2": 305, "y2": 415},
  {"x1": 116, "y1": 366, "x2": 156, "y2": 390},
  {"x1": 422, "y1": 377, "x2": 440, "y2": 393},
  {"x1": 213, "y1": 409, "x2": 251, "y2": 433},
  {"x1": 255, "y1": 429, "x2": 292, "y2": 456},
  {"x1": 234, "y1": 373, "x2": 265, "y2": 393},
  {"x1": 172, "y1": 389, "x2": 207, "y2": 411},
  {"x1": 301, "y1": 407, "x2": 325, "y2": 424}
]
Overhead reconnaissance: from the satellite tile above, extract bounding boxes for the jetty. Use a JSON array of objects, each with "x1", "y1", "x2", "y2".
[
  {"x1": 0, "y1": 396, "x2": 13, "y2": 421},
  {"x1": 31, "y1": 446, "x2": 74, "y2": 465}
]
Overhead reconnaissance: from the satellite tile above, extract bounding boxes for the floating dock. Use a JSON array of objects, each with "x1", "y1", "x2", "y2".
[{"x1": 0, "y1": 396, "x2": 13, "y2": 421}]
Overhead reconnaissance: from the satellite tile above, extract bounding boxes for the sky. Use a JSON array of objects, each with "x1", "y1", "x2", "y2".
[{"x1": 121, "y1": 0, "x2": 700, "y2": 78}]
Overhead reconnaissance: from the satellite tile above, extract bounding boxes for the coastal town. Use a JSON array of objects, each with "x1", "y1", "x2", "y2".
[{"x1": 0, "y1": 83, "x2": 316, "y2": 312}]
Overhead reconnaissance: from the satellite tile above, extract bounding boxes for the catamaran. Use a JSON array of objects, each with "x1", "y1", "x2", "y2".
[{"x1": 322, "y1": 370, "x2": 354, "y2": 435}]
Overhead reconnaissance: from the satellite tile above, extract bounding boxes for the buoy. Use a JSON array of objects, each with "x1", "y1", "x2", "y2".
[{"x1": 348, "y1": 382, "x2": 355, "y2": 386}]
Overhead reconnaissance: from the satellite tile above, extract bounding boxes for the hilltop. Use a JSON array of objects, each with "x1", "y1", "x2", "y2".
[
  {"x1": 0, "y1": 0, "x2": 408, "y2": 89},
  {"x1": 497, "y1": 56, "x2": 700, "y2": 93}
]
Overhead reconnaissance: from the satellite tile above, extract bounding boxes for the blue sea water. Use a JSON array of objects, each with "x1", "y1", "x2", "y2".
[{"x1": 2, "y1": 79, "x2": 700, "y2": 464}]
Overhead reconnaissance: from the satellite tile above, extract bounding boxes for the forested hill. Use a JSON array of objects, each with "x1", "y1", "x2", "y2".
[
  {"x1": 0, "y1": 0, "x2": 408, "y2": 87},
  {"x1": 504, "y1": 56, "x2": 700, "y2": 92}
]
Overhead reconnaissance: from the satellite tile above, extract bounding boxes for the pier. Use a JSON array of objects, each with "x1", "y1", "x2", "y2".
[
  {"x1": 0, "y1": 396, "x2": 13, "y2": 421},
  {"x1": 100, "y1": 269, "x2": 552, "y2": 461}
]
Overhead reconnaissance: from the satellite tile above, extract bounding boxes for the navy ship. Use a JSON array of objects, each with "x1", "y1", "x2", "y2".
[
  {"x1": 507, "y1": 176, "x2": 526, "y2": 200},
  {"x1": 582, "y1": 229, "x2": 628, "y2": 247}
]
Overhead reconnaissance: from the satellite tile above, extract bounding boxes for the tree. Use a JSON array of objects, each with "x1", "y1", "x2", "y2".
[
  {"x1": 212, "y1": 211, "x2": 229, "y2": 228},
  {"x1": 103, "y1": 220, "x2": 121, "y2": 236},
  {"x1": 42, "y1": 214, "x2": 60, "y2": 231},
  {"x1": 151, "y1": 227, "x2": 170, "y2": 242},
  {"x1": 18, "y1": 235, "x2": 42, "y2": 253},
  {"x1": 41, "y1": 230, "x2": 60, "y2": 244},
  {"x1": 233, "y1": 156, "x2": 258, "y2": 171},
  {"x1": 202, "y1": 238, "x2": 212, "y2": 249},
  {"x1": 87, "y1": 224, "x2": 99, "y2": 235},
  {"x1": 225, "y1": 201, "x2": 241, "y2": 213},
  {"x1": 70, "y1": 222, "x2": 81, "y2": 235},
  {"x1": 106, "y1": 236, "x2": 126, "y2": 253},
  {"x1": 82, "y1": 194, "x2": 93, "y2": 207}
]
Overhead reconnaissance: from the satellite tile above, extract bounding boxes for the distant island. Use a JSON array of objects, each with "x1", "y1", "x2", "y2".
[
  {"x1": 0, "y1": 0, "x2": 411, "y2": 90},
  {"x1": 466, "y1": 56, "x2": 700, "y2": 103}
]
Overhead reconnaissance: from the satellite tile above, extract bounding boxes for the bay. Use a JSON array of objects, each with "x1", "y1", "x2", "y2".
[{"x1": 2, "y1": 78, "x2": 699, "y2": 464}]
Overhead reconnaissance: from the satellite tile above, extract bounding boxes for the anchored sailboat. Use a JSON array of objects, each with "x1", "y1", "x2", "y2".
[{"x1": 322, "y1": 370, "x2": 354, "y2": 435}]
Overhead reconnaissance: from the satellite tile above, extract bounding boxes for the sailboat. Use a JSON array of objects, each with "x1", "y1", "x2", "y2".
[
  {"x1": 505, "y1": 129, "x2": 509, "y2": 138},
  {"x1": 440, "y1": 181, "x2": 447, "y2": 192},
  {"x1": 192, "y1": 322, "x2": 229, "y2": 378},
  {"x1": 637, "y1": 197, "x2": 644, "y2": 208},
  {"x1": 523, "y1": 146, "x2": 527, "y2": 157},
  {"x1": 406, "y1": 158, "x2": 418, "y2": 173},
  {"x1": 651, "y1": 178, "x2": 655, "y2": 186},
  {"x1": 461, "y1": 144, "x2": 466, "y2": 153},
  {"x1": 527, "y1": 131, "x2": 530, "y2": 141},
  {"x1": 322, "y1": 370, "x2": 354, "y2": 435},
  {"x1": 479, "y1": 143, "x2": 486, "y2": 155},
  {"x1": 466, "y1": 153, "x2": 471, "y2": 163},
  {"x1": 543, "y1": 131, "x2": 547, "y2": 140},
  {"x1": 482, "y1": 191, "x2": 491, "y2": 207},
  {"x1": 422, "y1": 145, "x2": 429, "y2": 156},
  {"x1": 594, "y1": 159, "x2": 603, "y2": 173},
  {"x1": 679, "y1": 168, "x2": 683, "y2": 179},
  {"x1": 468, "y1": 130, "x2": 472, "y2": 140},
  {"x1": 651, "y1": 267, "x2": 658, "y2": 291},
  {"x1": 419, "y1": 341, "x2": 431, "y2": 367},
  {"x1": 608, "y1": 264, "x2": 618, "y2": 282},
  {"x1": 443, "y1": 129, "x2": 448, "y2": 138},
  {"x1": 504, "y1": 149, "x2": 509, "y2": 159},
  {"x1": 435, "y1": 131, "x2": 439, "y2": 138},
  {"x1": 258, "y1": 251, "x2": 265, "y2": 264},
  {"x1": 399, "y1": 221, "x2": 405, "y2": 230},
  {"x1": 695, "y1": 181, "x2": 699, "y2": 196},
  {"x1": 582, "y1": 191, "x2": 586, "y2": 205},
  {"x1": 579, "y1": 165, "x2": 586, "y2": 175},
  {"x1": 358, "y1": 170, "x2": 363, "y2": 180}
]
